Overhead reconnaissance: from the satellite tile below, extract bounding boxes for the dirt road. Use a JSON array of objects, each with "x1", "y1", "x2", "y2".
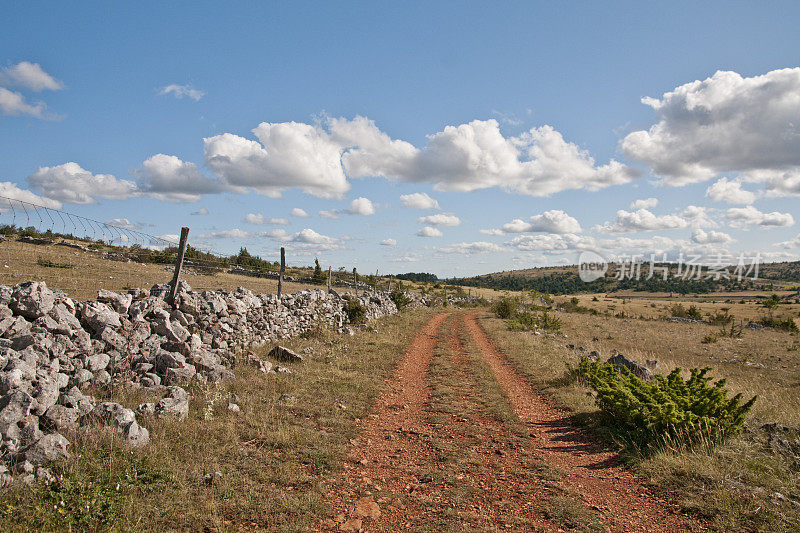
[{"x1": 324, "y1": 311, "x2": 701, "y2": 532}]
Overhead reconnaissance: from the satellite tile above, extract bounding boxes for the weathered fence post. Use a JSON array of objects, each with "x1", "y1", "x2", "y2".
[
  {"x1": 388, "y1": 276, "x2": 392, "y2": 292},
  {"x1": 353, "y1": 267, "x2": 357, "y2": 295},
  {"x1": 327, "y1": 266, "x2": 332, "y2": 292},
  {"x1": 277, "y1": 247, "x2": 285, "y2": 297},
  {"x1": 168, "y1": 226, "x2": 189, "y2": 307}
]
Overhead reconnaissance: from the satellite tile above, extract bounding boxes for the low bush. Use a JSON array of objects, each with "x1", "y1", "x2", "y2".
[
  {"x1": 670, "y1": 303, "x2": 703, "y2": 320},
  {"x1": 506, "y1": 310, "x2": 561, "y2": 332},
  {"x1": 758, "y1": 316, "x2": 799, "y2": 333},
  {"x1": 344, "y1": 298, "x2": 366, "y2": 324},
  {"x1": 389, "y1": 289, "x2": 412, "y2": 311},
  {"x1": 701, "y1": 333, "x2": 718, "y2": 344},
  {"x1": 575, "y1": 358, "x2": 756, "y2": 451},
  {"x1": 491, "y1": 296, "x2": 518, "y2": 319}
]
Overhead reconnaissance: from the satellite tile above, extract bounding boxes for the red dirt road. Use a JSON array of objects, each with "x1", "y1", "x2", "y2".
[{"x1": 324, "y1": 311, "x2": 702, "y2": 532}]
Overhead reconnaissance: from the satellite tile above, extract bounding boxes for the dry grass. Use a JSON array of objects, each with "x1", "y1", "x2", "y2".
[
  {"x1": 480, "y1": 303, "x2": 800, "y2": 531},
  {"x1": 0, "y1": 309, "x2": 436, "y2": 531}
]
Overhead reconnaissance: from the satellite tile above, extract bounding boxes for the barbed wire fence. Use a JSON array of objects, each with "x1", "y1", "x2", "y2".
[{"x1": 0, "y1": 195, "x2": 385, "y2": 301}]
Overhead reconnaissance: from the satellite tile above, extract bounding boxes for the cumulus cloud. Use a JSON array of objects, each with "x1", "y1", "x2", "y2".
[
  {"x1": 750, "y1": 168, "x2": 800, "y2": 197},
  {"x1": 622, "y1": 68, "x2": 800, "y2": 188},
  {"x1": 705, "y1": 178, "x2": 756, "y2": 204},
  {"x1": 198, "y1": 228, "x2": 252, "y2": 239},
  {"x1": 290, "y1": 208, "x2": 310, "y2": 217},
  {"x1": 0, "y1": 181, "x2": 62, "y2": 209},
  {"x1": 417, "y1": 213, "x2": 461, "y2": 227},
  {"x1": 725, "y1": 206, "x2": 794, "y2": 228},
  {"x1": 390, "y1": 254, "x2": 419, "y2": 263},
  {"x1": 191, "y1": 207, "x2": 209, "y2": 215},
  {"x1": 135, "y1": 154, "x2": 226, "y2": 202},
  {"x1": 28, "y1": 162, "x2": 137, "y2": 204},
  {"x1": 505, "y1": 233, "x2": 597, "y2": 252},
  {"x1": 595, "y1": 208, "x2": 689, "y2": 233},
  {"x1": 159, "y1": 84, "x2": 205, "y2": 101},
  {"x1": 0, "y1": 62, "x2": 63, "y2": 91},
  {"x1": 399, "y1": 192, "x2": 440, "y2": 209},
  {"x1": 498, "y1": 210, "x2": 581, "y2": 234},
  {"x1": 204, "y1": 122, "x2": 350, "y2": 198},
  {"x1": 691, "y1": 229, "x2": 733, "y2": 244},
  {"x1": 347, "y1": 197, "x2": 375, "y2": 215},
  {"x1": 0, "y1": 87, "x2": 47, "y2": 118},
  {"x1": 680, "y1": 205, "x2": 718, "y2": 228},
  {"x1": 775, "y1": 234, "x2": 800, "y2": 249},
  {"x1": 244, "y1": 213, "x2": 289, "y2": 225},
  {"x1": 104, "y1": 218, "x2": 138, "y2": 230},
  {"x1": 478, "y1": 228, "x2": 505, "y2": 236},
  {"x1": 630, "y1": 198, "x2": 658, "y2": 209},
  {"x1": 438, "y1": 241, "x2": 506, "y2": 254},
  {"x1": 417, "y1": 226, "x2": 443, "y2": 237},
  {"x1": 380, "y1": 238, "x2": 397, "y2": 246},
  {"x1": 204, "y1": 116, "x2": 637, "y2": 200}
]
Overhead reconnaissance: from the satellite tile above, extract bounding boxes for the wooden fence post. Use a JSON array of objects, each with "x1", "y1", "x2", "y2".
[
  {"x1": 168, "y1": 227, "x2": 189, "y2": 307},
  {"x1": 353, "y1": 267, "x2": 357, "y2": 295},
  {"x1": 277, "y1": 247, "x2": 285, "y2": 297},
  {"x1": 388, "y1": 276, "x2": 392, "y2": 293},
  {"x1": 327, "y1": 266, "x2": 332, "y2": 292}
]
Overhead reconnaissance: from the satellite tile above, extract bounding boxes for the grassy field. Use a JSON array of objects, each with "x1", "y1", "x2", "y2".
[
  {"x1": 0, "y1": 309, "x2": 437, "y2": 531},
  {"x1": 480, "y1": 299, "x2": 800, "y2": 531}
]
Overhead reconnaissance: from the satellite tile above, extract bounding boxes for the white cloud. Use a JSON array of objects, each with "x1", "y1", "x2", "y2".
[
  {"x1": 479, "y1": 228, "x2": 504, "y2": 236},
  {"x1": 705, "y1": 178, "x2": 756, "y2": 204},
  {"x1": 775, "y1": 234, "x2": 800, "y2": 249},
  {"x1": 725, "y1": 206, "x2": 794, "y2": 228},
  {"x1": 595, "y1": 208, "x2": 689, "y2": 233},
  {"x1": 191, "y1": 207, "x2": 209, "y2": 215},
  {"x1": 630, "y1": 198, "x2": 658, "y2": 209},
  {"x1": 104, "y1": 218, "x2": 138, "y2": 230},
  {"x1": 390, "y1": 254, "x2": 419, "y2": 263},
  {"x1": 417, "y1": 213, "x2": 461, "y2": 227},
  {"x1": 622, "y1": 68, "x2": 800, "y2": 186},
  {"x1": 749, "y1": 168, "x2": 800, "y2": 198},
  {"x1": 204, "y1": 122, "x2": 349, "y2": 199},
  {"x1": 680, "y1": 205, "x2": 717, "y2": 228},
  {"x1": 380, "y1": 238, "x2": 397, "y2": 246},
  {"x1": 691, "y1": 229, "x2": 733, "y2": 244},
  {"x1": 28, "y1": 162, "x2": 137, "y2": 204},
  {"x1": 205, "y1": 116, "x2": 637, "y2": 200},
  {"x1": 506, "y1": 233, "x2": 597, "y2": 252},
  {"x1": 135, "y1": 154, "x2": 225, "y2": 202},
  {"x1": 438, "y1": 241, "x2": 506, "y2": 254},
  {"x1": 244, "y1": 213, "x2": 289, "y2": 225},
  {"x1": 417, "y1": 226, "x2": 443, "y2": 237},
  {"x1": 0, "y1": 182, "x2": 62, "y2": 209},
  {"x1": 0, "y1": 87, "x2": 46, "y2": 118},
  {"x1": 399, "y1": 192, "x2": 440, "y2": 209},
  {"x1": 499, "y1": 210, "x2": 581, "y2": 234},
  {"x1": 319, "y1": 210, "x2": 340, "y2": 219},
  {"x1": 290, "y1": 208, "x2": 310, "y2": 217},
  {"x1": 159, "y1": 84, "x2": 205, "y2": 101},
  {"x1": 0, "y1": 62, "x2": 63, "y2": 91},
  {"x1": 347, "y1": 197, "x2": 375, "y2": 215},
  {"x1": 198, "y1": 228, "x2": 252, "y2": 239}
]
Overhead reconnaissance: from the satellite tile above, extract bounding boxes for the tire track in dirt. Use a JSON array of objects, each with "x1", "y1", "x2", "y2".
[
  {"x1": 428, "y1": 314, "x2": 557, "y2": 531},
  {"x1": 322, "y1": 312, "x2": 449, "y2": 531},
  {"x1": 463, "y1": 312, "x2": 703, "y2": 533}
]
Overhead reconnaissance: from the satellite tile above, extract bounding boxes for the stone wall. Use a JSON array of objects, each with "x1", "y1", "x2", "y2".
[{"x1": 0, "y1": 280, "x2": 398, "y2": 485}]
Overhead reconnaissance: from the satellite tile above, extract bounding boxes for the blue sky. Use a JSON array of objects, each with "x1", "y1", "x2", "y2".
[{"x1": 2, "y1": 1, "x2": 800, "y2": 277}]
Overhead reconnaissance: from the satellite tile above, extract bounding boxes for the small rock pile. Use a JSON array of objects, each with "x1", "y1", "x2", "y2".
[{"x1": 0, "y1": 280, "x2": 398, "y2": 486}]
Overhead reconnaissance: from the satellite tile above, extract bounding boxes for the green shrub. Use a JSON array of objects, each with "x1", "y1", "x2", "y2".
[
  {"x1": 343, "y1": 298, "x2": 366, "y2": 324},
  {"x1": 506, "y1": 310, "x2": 561, "y2": 332},
  {"x1": 492, "y1": 296, "x2": 518, "y2": 319},
  {"x1": 389, "y1": 289, "x2": 412, "y2": 311},
  {"x1": 670, "y1": 303, "x2": 703, "y2": 320},
  {"x1": 701, "y1": 333, "x2": 718, "y2": 344},
  {"x1": 575, "y1": 358, "x2": 756, "y2": 450},
  {"x1": 758, "y1": 316, "x2": 799, "y2": 333}
]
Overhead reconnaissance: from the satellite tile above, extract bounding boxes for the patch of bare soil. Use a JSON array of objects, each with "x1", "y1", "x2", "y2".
[
  {"x1": 463, "y1": 312, "x2": 704, "y2": 532},
  {"x1": 322, "y1": 312, "x2": 449, "y2": 531}
]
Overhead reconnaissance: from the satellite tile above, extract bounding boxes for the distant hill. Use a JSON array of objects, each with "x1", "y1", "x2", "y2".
[{"x1": 454, "y1": 260, "x2": 800, "y2": 295}]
